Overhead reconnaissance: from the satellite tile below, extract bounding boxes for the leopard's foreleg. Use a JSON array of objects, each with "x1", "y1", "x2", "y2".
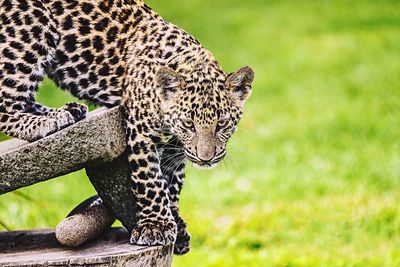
[
  {"x1": 168, "y1": 172, "x2": 191, "y2": 255},
  {"x1": 125, "y1": 109, "x2": 177, "y2": 246},
  {"x1": 159, "y1": 138, "x2": 190, "y2": 254}
]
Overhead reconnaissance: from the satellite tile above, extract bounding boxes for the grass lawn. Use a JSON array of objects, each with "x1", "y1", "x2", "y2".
[{"x1": 1, "y1": 0, "x2": 400, "y2": 266}]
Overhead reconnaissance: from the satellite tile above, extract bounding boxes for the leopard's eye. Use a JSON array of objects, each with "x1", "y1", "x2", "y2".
[
  {"x1": 181, "y1": 119, "x2": 195, "y2": 130},
  {"x1": 217, "y1": 119, "x2": 230, "y2": 130}
]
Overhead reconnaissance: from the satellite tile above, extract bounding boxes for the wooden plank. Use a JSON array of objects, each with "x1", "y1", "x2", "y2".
[
  {"x1": 0, "y1": 107, "x2": 126, "y2": 195},
  {"x1": 0, "y1": 228, "x2": 173, "y2": 267}
]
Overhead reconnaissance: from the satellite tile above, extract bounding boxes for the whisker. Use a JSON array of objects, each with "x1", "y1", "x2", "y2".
[
  {"x1": 171, "y1": 156, "x2": 186, "y2": 175},
  {"x1": 161, "y1": 155, "x2": 184, "y2": 171},
  {"x1": 236, "y1": 126, "x2": 253, "y2": 137},
  {"x1": 163, "y1": 155, "x2": 186, "y2": 177},
  {"x1": 158, "y1": 143, "x2": 183, "y2": 151},
  {"x1": 161, "y1": 152, "x2": 184, "y2": 162},
  {"x1": 161, "y1": 152, "x2": 185, "y2": 173},
  {"x1": 222, "y1": 159, "x2": 229, "y2": 173},
  {"x1": 224, "y1": 154, "x2": 239, "y2": 175}
]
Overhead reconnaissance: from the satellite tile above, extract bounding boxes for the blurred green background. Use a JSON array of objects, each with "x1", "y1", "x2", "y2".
[{"x1": 1, "y1": 0, "x2": 400, "y2": 266}]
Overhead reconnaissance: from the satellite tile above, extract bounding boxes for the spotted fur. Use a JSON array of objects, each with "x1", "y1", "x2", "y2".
[{"x1": 0, "y1": 0, "x2": 254, "y2": 254}]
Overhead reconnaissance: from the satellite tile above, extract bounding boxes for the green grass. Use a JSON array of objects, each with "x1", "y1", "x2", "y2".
[{"x1": 1, "y1": 0, "x2": 400, "y2": 266}]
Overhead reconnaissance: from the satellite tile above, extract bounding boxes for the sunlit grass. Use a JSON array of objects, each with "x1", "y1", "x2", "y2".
[{"x1": 1, "y1": 0, "x2": 400, "y2": 266}]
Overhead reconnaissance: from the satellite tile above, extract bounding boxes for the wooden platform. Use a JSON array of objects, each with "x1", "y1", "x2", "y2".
[
  {"x1": 0, "y1": 108, "x2": 173, "y2": 265},
  {"x1": 0, "y1": 228, "x2": 173, "y2": 267}
]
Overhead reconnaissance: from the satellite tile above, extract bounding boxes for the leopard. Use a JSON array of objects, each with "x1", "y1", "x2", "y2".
[{"x1": 0, "y1": 0, "x2": 254, "y2": 255}]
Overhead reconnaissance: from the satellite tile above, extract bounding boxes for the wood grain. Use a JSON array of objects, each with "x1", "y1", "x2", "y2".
[{"x1": 0, "y1": 228, "x2": 173, "y2": 267}]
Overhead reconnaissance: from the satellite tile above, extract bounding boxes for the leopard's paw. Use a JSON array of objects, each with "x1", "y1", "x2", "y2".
[
  {"x1": 24, "y1": 118, "x2": 60, "y2": 142},
  {"x1": 172, "y1": 210, "x2": 191, "y2": 254},
  {"x1": 174, "y1": 227, "x2": 191, "y2": 255},
  {"x1": 63, "y1": 102, "x2": 88, "y2": 122},
  {"x1": 130, "y1": 219, "x2": 177, "y2": 246}
]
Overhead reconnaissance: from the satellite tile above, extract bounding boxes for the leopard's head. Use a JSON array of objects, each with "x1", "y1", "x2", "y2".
[{"x1": 156, "y1": 63, "x2": 254, "y2": 168}]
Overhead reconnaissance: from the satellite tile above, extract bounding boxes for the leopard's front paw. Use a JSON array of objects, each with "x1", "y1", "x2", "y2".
[
  {"x1": 172, "y1": 213, "x2": 191, "y2": 255},
  {"x1": 174, "y1": 225, "x2": 191, "y2": 255},
  {"x1": 63, "y1": 102, "x2": 88, "y2": 122},
  {"x1": 130, "y1": 219, "x2": 177, "y2": 246}
]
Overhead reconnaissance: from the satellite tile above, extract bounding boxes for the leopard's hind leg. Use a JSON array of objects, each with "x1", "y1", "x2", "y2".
[{"x1": 0, "y1": 0, "x2": 86, "y2": 141}]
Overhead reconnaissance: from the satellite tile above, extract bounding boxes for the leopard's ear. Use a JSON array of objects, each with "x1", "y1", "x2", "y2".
[
  {"x1": 225, "y1": 66, "x2": 255, "y2": 107},
  {"x1": 155, "y1": 67, "x2": 185, "y2": 101}
]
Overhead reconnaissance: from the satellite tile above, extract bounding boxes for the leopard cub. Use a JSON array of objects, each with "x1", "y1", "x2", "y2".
[{"x1": 0, "y1": 0, "x2": 254, "y2": 254}]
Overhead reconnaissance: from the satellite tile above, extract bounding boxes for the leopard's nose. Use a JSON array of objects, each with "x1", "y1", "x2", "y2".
[
  {"x1": 197, "y1": 155, "x2": 214, "y2": 163},
  {"x1": 196, "y1": 144, "x2": 215, "y2": 163},
  {"x1": 197, "y1": 156, "x2": 213, "y2": 163}
]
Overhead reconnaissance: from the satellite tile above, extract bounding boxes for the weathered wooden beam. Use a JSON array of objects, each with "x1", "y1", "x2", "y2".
[
  {"x1": 0, "y1": 228, "x2": 173, "y2": 267},
  {"x1": 0, "y1": 107, "x2": 126, "y2": 195}
]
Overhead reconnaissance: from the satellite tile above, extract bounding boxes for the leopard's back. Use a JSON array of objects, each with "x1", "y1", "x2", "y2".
[
  {"x1": 45, "y1": 0, "x2": 143, "y2": 107},
  {"x1": 0, "y1": 0, "x2": 58, "y2": 113},
  {"x1": 0, "y1": 0, "x2": 148, "y2": 140}
]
